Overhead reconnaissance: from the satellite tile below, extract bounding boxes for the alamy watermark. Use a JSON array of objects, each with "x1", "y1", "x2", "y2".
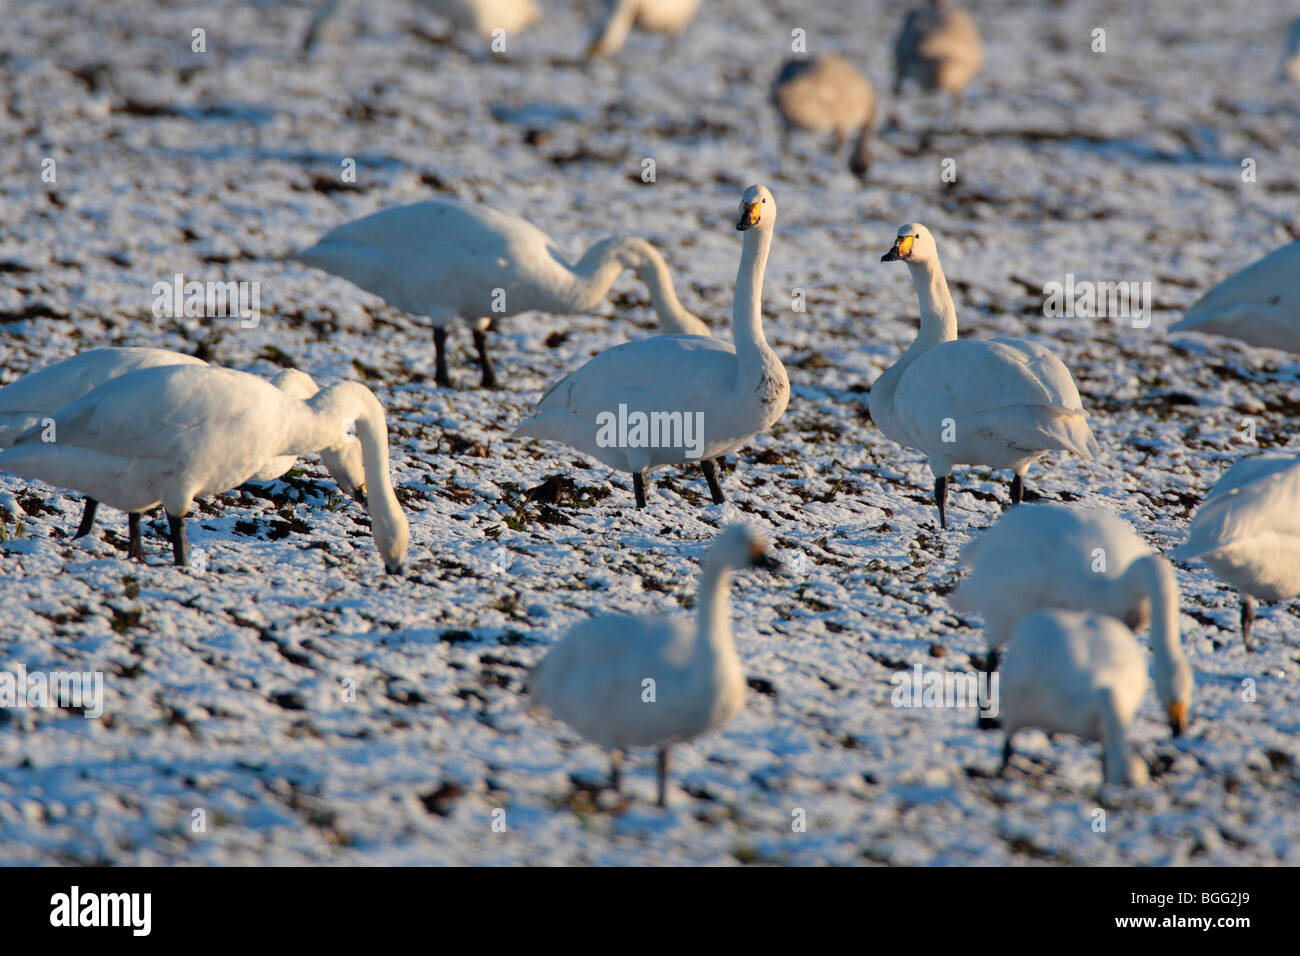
[
  {"x1": 1043, "y1": 274, "x2": 1152, "y2": 328},
  {"x1": 891, "y1": 664, "x2": 999, "y2": 718},
  {"x1": 151, "y1": 273, "x2": 260, "y2": 328},
  {"x1": 0, "y1": 664, "x2": 104, "y2": 718},
  {"x1": 595, "y1": 404, "x2": 705, "y2": 459}
]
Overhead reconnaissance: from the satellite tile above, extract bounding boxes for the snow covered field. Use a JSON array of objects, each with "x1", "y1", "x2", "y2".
[{"x1": 1, "y1": 0, "x2": 1298, "y2": 865}]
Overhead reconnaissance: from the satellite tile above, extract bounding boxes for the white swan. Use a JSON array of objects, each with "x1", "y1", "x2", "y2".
[
  {"x1": 770, "y1": 55, "x2": 876, "y2": 180},
  {"x1": 1000, "y1": 610, "x2": 1152, "y2": 788},
  {"x1": 512, "y1": 184, "x2": 789, "y2": 508},
  {"x1": 528, "y1": 524, "x2": 779, "y2": 807},
  {"x1": 0, "y1": 365, "x2": 407, "y2": 572},
  {"x1": 873, "y1": 223, "x2": 1098, "y2": 527},
  {"x1": 1167, "y1": 241, "x2": 1300, "y2": 354},
  {"x1": 1171, "y1": 454, "x2": 1300, "y2": 650},
  {"x1": 951, "y1": 503, "x2": 1192, "y2": 736},
  {"x1": 891, "y1": 0, "x2": 983, "y2": 130},
  {"x1": 290, "y1": 198, "x2": 708, "y2": 389},
  {"x1": 0, "y1": 349, "x2": 365, "y2": 537},
  {"x1": 586, "y1": 0, "x2": 701, "y2": 59}
]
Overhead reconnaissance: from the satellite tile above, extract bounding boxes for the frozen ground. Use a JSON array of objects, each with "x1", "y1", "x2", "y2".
[{"x1": 1, "y1": 0, "x2": 1298, "y2": 865}]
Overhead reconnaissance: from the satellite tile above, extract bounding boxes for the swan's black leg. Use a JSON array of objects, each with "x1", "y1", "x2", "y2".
[
  {"x1": 609, "y1": 750, "x2": 622, "y2": 793},
  {"x1": 473, "y1": 327, "x2": 498, "y2": 389},
  {"x1": 999, "y1": 735, "x2": 1013, "y2": 776},
  {"x1": 656, "y1": 748, "x2": 670, "y2": 808},
  {"x1": 433, "y1": 326, "x2": 452, "y2": 389},
  {"x1": 1010, "y1": 474, "x2": 1024, "y2": 505},
  {"x1": 700, "y1": 458, "x2": 725, "y2": 504},
  {"x1": 74, "y1": 498, "x2": 99, "y2": 539},
  {"x1": 167, "y1": 513, "x2": 189, "y2": 567},
  {"x1": 933, "y1": 475, "x2": 948, "y2": 528},
  {"x1": 1241, "y1": 594, "x2": 1255, "y2": 652},
  {"x1": 977, "y1": 648, "x2": 1002, "y2": 730},
  {"x1": 633, "y1": 471, "x2": 647, "y2": 509},
  {"x1": 128, "y1": 513, "x2": 146, "y2": 562}
]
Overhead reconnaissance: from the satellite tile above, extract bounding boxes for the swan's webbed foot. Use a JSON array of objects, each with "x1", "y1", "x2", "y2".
[
  {"x1": 167, "y1": 513, "x2": 189, "y2": 567},
  {"x1": 74, "y1": 498, "x2": 99, "y2": 539},
  {"x1": 128, "y1": 513, "x2": 146, "y2": 562},
  {"x1": 633, "y1": 471, "x2": 648, "y2": 509},
  {"x1": 933, "y1": 475, "x2": 948, "y2": 528},
  {"x1": 700, "y1": 458, "x2": 725, "y2": 504},
  {"x1": 432, "y1": 326, "x2": 453, "y2": 389},
  {"x1": 1241, "y1": 593, "x2": 1255, "y2": 651},
  {"x1": 473, "y1": 327, "x2": 498, "y2": 389}
]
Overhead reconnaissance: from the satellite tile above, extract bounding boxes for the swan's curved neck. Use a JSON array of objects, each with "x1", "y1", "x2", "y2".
[
  {"x1": 623, "y1": 239, "x2": 709, "y2": 334},
  {"x1": 592, "y1": 0, "x2": 638, "y2": 55},
  {"x1": 304, "y1": 382, "x2": 407, "y2": 563},
  {"x1": 905, "y1": 257, "x2": 958, "y2": 350},
  {"x1": 1122, "y1": 554, "x2": 1187, "y2": 705},
  {"x1": 561, "y1": 237, "x2": 630, "y2": 312},
  {"x1": 733, "y1": 226, "x2": 774, "y2": 360},
  {"x1": 694, "y1": 559, "x2": 737, "y2": 660}
]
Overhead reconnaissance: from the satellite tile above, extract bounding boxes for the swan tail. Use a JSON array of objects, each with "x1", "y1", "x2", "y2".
[{"x1": 512, "y1": 410, "x2": 570, "y2": 445}]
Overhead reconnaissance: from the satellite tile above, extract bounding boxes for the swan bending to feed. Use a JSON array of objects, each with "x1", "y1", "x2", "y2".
[
  {"x1": 291, "y1": 198, "x2": 707, "y2": 389},
  {"x1": 891, "y1": 0, "x2": 982, "y2": 130},
  {"x1": 1000, "y1": 610, "x2": 1153, "y2": 788},
  {"x1": 528, "y1": 524, "x2": 779, "y2": 807},
  {"x1": 587, "y1": 0, "x2": 701, "y2": 59},
  {"x1": 1171, "y1": 454, "x2": 1300, "y2": 650},
  {"x1": 0, "y1": 365, "x2": 407, "y2": 572},
  {"x1": 0, "y1": 349, "x2": 365, "y2": 538},
  {"x1": 512, "y1": 185, "x2": 789, "y2": 508},
  {"x1": 1167, "y1": 240, "x2": 1300, "y2": 354},
  {"x1": 873, "y1": 223, "x2": 1098, "y2": 527},
  {"x1": 770, "y1": 55, "x2": 876, "y2": 180}
]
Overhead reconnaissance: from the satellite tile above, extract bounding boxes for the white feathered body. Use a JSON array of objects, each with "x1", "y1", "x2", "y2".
[
  {"x1": 514, "y1": 333, "x2": 788, "y2": 473},
  {"x1": 529, "y1": 612, "x2": 744, "y2": 750},
  {"x1": 421, "y1": 0, "x2": 540, "y2": 37},
  {"x1": 951, "y1": 503, "x2": 1153, "y2": 650},
  {"x1": 292, "y1": 199, "x2": 601, "y2": 329},
  {"x1": 894, "y1": 0, "x2": 983, "y2": 96},
  {"x1": 771, "y1": 55, "x2": 876, "y2": 137},
  {"x1": 0, "y1": 366, "x2": 322, "y2": 516},
  {"x1": 1171, "y1": 454, "x2": 1300, "y2": 603},
  {"x1": 872, "y1": 337, "x2": 1098, "y2": 478},
  {"x1": 1168, "y1": 241, "x2": 1300, "y2": 353},
  {"x1": 1001, "y1": 609, "x2": 1147, "y2": 745},
  {"x1": 0, "y1": 347, "x2": 206, "y2": 447}
]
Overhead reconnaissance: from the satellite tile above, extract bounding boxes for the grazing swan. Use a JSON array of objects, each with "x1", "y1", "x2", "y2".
[
  {"x1": 0, "y1": 349, "x2": 365, "y2": 538},
  {"x1": 1171, "y1": 454, "x2": 1300, "y2": 650},
  {"x1": 890, "y1": 0, "x2": 982, "y2": 130},
  {"x1": 290, "y1": 198, "x2": 708, "y2": 389},
  {"x1": 528, "y1": 524, "x2": 779, "y2": 807},
  {"x1": 770, "y1": 56, "x2": 876, "y2": 180},
  {"x1": 1000, "y1": 610, "x2": 1153, "y2": 788},
  {"x1": 513, "y1": 185, "x2": 789, "y2": 508},
  {"x1": 873, "y1": 223, "x2": 1098, "y2": 527},
  {"x1": 586, "y1": 0, "x2": 701, "y2": 59},
  {"x1": 1167, "y1": 241, "x2": 1300, "y2": 354},
  {"x1": 0, "y1": 366, "x2": 408, "y2": 572},
  {"x1": 952, "y1": 503, "x2": 1192, "y2": 736}
]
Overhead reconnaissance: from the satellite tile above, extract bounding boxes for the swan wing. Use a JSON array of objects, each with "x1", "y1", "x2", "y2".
[
  {"x1": 1173, "y1": 455, "x2": 1300, "y2": 559},
  {"x1": 1170, "y1": 242, "x2": 1300, "y2": 351}
]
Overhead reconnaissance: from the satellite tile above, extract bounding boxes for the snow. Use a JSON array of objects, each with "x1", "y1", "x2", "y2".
[{"x1": 0, "y1": 0, "x2": 1298, "y2": 865}]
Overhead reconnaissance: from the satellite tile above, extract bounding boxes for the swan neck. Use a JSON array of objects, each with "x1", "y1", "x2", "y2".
[
  {"x1": 1126, "y1": 555, "x2": 1186, "y2": 704},
  {"x1": 906, "y1": 257, "x2": 958, "y2": 347},
  {"x1": 625, "y1": 240, "x2": 709, "y2": 335},
  {"x1": 694, "y1": 559, "x2": 736, "y2": 659},
  {"x1": 733, "y1": 227, "x2": 773, "y2": 356},
  {"x1": 565, "y1": 238, "x2": 628, "y2": 311}
]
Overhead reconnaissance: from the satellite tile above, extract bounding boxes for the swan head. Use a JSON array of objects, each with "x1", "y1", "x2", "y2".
[
  {"x1": 374, "y1": 504, "x2": 410, "y2": 575},
  {"x1": 710, "y1": 524, "x2": 782, "y2": 573},
  {"x1": 881, "y1": 223, "x2": 937, "y2": 264},
  {"x1": 736, "y1": 185, "x2": 777, "y2": 233},
  {"x1": 269, "y1": 369, "x2": 367, "y2": 500}
]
